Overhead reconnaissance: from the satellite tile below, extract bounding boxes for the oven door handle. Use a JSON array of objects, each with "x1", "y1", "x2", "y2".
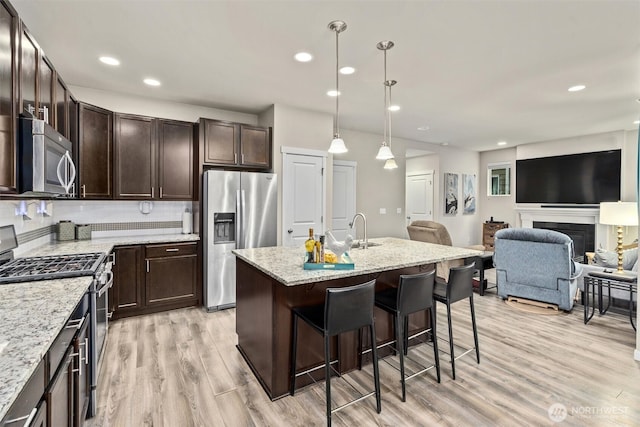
[
  {"x1": 106, "y1": 270, "x2": 114, "y2": 288},
  {"x1": 98, "y1": 284, "x2": 109, "y2": 298}
]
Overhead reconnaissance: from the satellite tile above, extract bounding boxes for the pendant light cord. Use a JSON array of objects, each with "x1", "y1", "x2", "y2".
[
  {"x1": 383, "y1": 49, "x2": 388, "y2": 145},
  {"x1": 335, "y1": 29, "x2": 340, "y2": 137}
]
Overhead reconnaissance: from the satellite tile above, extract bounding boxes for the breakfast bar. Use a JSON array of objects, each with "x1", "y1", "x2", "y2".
[{"x1": 233, "y1": 237, "x2": 481, "y2": 399}]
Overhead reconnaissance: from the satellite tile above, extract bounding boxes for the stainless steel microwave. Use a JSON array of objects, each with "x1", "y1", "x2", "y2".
[{"x1": 18, "y1": 116, "x2": 76, "y2": 196}]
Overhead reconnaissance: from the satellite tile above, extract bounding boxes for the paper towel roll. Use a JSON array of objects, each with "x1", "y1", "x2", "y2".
[{"x1": 182, "y1": 211, "x2": 192, "y2": 234}]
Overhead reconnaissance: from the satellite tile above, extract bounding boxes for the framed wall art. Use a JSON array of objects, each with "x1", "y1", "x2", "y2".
[
  {"x1": 444, "y1": 173, "x2": 458, "y2": 215},
  {"x1": 463, "y1": 173, "x2": 476, "y2": 214}
]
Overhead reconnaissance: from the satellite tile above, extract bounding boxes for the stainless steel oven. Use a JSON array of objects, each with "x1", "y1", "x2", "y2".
[{"x1": 89, "y1": 254, "x2": 113, "y2": 417}]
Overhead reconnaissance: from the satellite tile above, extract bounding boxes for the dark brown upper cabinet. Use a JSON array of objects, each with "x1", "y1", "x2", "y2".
[
  {"x1": 158, "y1": 119, "x2": 193, "y2": 200},
  {"x1": 114, "y1": 113, "x2": 193, "y2": 200},
  {"x1": 19, "y1": 23, "x2": 38, "y2": 118},
  {"x1": 54, "y1": 75, "x2": 67, "y2": 137},
  {"x1": 38, "y1": 55, "x2": 53, "y2": 124},
  {"x1": 0, "y1": 1, "x2": 17, "y2": 193},
  {"x1": 79, "y1": 103, "x2": 113, "y2": 199},
  {"x1": 201, "y1": 118, "x2": 271, "y2": 169}
]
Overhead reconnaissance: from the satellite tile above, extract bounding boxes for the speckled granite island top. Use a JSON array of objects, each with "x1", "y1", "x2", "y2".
[
  {"x1": 233, "y1": 237, "x2": 482, "y2": 286},
  {"x1": 0, "y1": 277, "x2": 92, "y2": 420}
]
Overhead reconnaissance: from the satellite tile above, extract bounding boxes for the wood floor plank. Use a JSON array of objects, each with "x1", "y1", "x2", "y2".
[{"x1": 88, "y1": 282, "x2": 640, "y2": 427}]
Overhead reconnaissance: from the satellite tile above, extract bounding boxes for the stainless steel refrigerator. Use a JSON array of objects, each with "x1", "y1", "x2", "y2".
[{"x1": 203, "y1": 170, "x2": 277, "y2": 311}]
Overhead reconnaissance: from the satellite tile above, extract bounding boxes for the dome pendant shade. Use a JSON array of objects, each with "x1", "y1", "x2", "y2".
[
  {"x1": 329, "y1": 137, "x2": 348, "y2": 154},
  {"x1": 376, "y1": 144, "x2": 394, "y2": 160},
  {"x1": 384, "y1": 158, "x2": 398, "y2": 169}
]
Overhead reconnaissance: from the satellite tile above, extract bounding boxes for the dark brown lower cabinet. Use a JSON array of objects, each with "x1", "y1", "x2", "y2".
[
  {"x1": 73, "y1": 318, "x2": 90, "y2": 426},
  {"x1": 111, "y1": 241, "x2": 200, "y2": 319},
  {"x1": 47, "y1": 347, "x2": 72, "y2": 427},
  {"x1": 111, "y1": 245, "x2": 144, "y2": 319},
  {"x1": 30, "y1": 400, "x2": 47, "y2": 427}
]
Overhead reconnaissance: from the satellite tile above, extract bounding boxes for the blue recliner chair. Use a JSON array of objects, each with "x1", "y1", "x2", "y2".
[{"x1": 493, "y1": 228, "x2": 582, "y2": 311}]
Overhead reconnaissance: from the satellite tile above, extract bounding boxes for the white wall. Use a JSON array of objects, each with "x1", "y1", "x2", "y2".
[
  {"x1": 69, "y1": 85, "x2": 258, "y2": 124},
  {"x1": 406, "y1": 147, "x2": 482, "y2": 247}
]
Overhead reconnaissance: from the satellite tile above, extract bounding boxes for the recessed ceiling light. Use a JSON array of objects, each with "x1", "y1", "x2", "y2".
[
  {"x1": 99, "y1": 56, "x2": 120, "y2": 66},
  {"x1": 388, "y1": 105, "x2": 400, "y2": 112},
  {"x1": 143, "y1": 78, "x2": 161, "y2": 86},
  {"x1": 634, "y1": 120, "x2": 640, "y2": 125},
  {"x1": 339, "y1": 66, "x2": 355, "y2": 75},
  {"x1": 294, "y1": 52, "x2": 313, "y2": 62},
  {"x1": 440, "y1": 142, "x2": 449, "y2": 146},
  {"x1": 327, "y1": 90, "x2": 340, "y2": 97},
  {"x1": 568, "y1": 85, "x2": 586, "y2": 92},
  {"x1": 497, "y1": 141, "x2": 507, "y2": 146},
  {"x1": 417, "y1": 126, "x2": 430, "y2": 131}
]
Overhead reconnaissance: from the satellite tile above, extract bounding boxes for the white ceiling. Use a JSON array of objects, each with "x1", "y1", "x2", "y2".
[{"x1": 11, "y1": 0, "x2": 640, "y2": 152}]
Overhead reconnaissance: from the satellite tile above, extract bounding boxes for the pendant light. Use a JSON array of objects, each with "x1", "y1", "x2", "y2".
[
  {"x1": 328, "y1": 21, "x2": 348, "y2": 154},
  {"x1": 383, "y1": 76, "x2": 398, "y2": 170},
  {"x1": 376, "y1": 41, "x2": 396, "y2": 161}
]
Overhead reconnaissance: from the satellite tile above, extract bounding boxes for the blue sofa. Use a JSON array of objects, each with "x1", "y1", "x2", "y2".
[{"x1": 493, "y1": 228, "x2": 582, "y2": 311}]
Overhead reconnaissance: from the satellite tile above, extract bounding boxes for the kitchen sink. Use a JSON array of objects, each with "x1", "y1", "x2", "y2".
[{"x1": 351, "y1": 241, "x2": 382, "y2": 249}]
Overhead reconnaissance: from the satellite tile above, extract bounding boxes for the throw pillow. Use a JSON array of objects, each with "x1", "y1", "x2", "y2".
[{"x1": 593, "y1": 247, "x2": 638, "y2": 270}]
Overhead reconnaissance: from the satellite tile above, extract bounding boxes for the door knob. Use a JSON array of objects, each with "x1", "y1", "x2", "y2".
[{"x1": 287, "y1": 229, "x2": 293, "y2": 234}]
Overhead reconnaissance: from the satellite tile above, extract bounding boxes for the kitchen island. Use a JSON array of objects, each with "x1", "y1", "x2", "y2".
[{"x1": 233, "y1": 237, "x2": 481, "y2": 399}]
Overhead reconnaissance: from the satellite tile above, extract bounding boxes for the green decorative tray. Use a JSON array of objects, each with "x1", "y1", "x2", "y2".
[{"x1": 304, "y1": 253, "x2": 354, "y2": 270}]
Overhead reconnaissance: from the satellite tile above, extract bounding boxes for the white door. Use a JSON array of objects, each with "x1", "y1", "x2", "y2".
[
  {"x1": 405, "y1": 172, "x2": 434, "y2": 225},
  {"x1": 331, "y1": 160, "x2": 357, "y2": 241},
  {"x1": 282, "y1": 149, "x2": 326, "y2": 247}
]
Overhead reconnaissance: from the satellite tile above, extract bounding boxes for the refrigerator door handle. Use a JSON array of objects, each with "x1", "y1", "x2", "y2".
[
  {"x1": 236, "y1": 189, "x2": 242, "y2": 249},
  {"x1": 240, "y1": 189, "x2": 246, "y2": 249}
]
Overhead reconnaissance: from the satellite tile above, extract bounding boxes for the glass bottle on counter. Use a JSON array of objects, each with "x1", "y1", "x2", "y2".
[
  {"x1": 305, "y1": 228, "x2": 315, "y2": 263},
  {"x1": 319, "y1": 235, "x2": 325, "y2": 263}
]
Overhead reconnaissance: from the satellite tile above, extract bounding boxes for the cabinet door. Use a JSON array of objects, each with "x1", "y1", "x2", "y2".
[
  {"x1": 30, "y1": 400, "x2": 47, "y2": 427},
  {"x1": 114, "y1": 113, "x2": 155, "y2": 199},
  {"x1": 38, "y1": 56, "x2": 53, "y2": 124},
  {"x1": 73, "y1": 318, "x2": 90, "y2": 426},
  {"x1": 145, "y1": 253, "x2": 197, "y2": 307},
  {"x1": 203, "y1": 119, "x2": 237, "y2": 165},
  {"x1": 79, "y1": 103, "x2": 113, "y2": 199},
  {"x1": 19, "y1": 24, "x2": 37, "y2": 117},
  {"x1": 158, "y1": 119, "x2": 193, "y2": 200},
  {"x1": 112, "y1": 246, "x2": 144, "y2": 318},
  {"x1": 68, "y1": 95, "x2": 78, "y2": 144},
  {"x1": 55, "y1": 75, "x2": 67, "y2": 137},
  {"x1": 240, "y1": 125, "x2": 271, "y2": 168},
  {"x1": 0, "y1": 2, "x2": 16, "y2": 192},
  {"x1": 47, "y1": 349, "x2": 72, "y2": 427}
]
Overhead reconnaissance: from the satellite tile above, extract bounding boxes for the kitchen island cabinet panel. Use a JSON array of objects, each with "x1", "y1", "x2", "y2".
[
  {"x1": 158, "y1": 119, "x2": 193, "y2": 200},
  {"x1": 0, "y1": 1, "x2": 16, "y2": 193},
  {"x1": 79, "y1": 103, "x2": 113, "y2": 199},
  {"x1": 114, "y1": 113, "x2": 155, "y2": 199}
]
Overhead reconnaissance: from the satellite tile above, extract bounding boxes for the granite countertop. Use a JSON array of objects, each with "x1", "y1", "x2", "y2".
[
  {"x1": 22, "y1": 233, "x2": 200, "y2": 257},
  {"x1": 0, "y1": 232, "x2": 200, "y2": 420},
  {"x1": 0, "y1": 277, "x2": 92, "y2": 420},
  {"x1": 233, "y1": 237, "x2": 482, "y2": 286}
]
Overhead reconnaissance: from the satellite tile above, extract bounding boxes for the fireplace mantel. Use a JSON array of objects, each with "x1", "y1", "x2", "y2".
[{"x1": 515, "y1": 205, "x2": 610, "y2": 250}]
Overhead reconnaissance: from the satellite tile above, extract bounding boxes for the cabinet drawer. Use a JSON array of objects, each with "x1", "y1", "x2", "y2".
[
  {"x1": 1, "y1": 358, "x2": 45, "y2": 426},
  {"x1": 145, "y1": 242, "x2": 197, "y2": 258}
]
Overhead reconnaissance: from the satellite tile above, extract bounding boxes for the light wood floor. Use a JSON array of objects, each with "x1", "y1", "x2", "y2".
[{"x1": 89, "y1": 283, "x2": 640, "y2": 426}]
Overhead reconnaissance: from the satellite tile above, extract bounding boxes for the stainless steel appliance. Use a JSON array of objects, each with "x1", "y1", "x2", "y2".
[
  {"x1": 0, "y1": 225, "x2": 112, "y2": 419},
  {"x1": 18, "y1": 115, "x2": 76, "y2": 196},
  {"x1": 203, "y1": 170, "x2": 277, "y2": 311}
]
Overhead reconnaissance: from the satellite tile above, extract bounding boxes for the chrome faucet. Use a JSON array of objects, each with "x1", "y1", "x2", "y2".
[{"x1": 349, "y1": 212, "x2": 368, "y2": 249}]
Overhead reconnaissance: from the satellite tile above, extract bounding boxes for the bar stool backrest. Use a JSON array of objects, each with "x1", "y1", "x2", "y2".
[
  {"x1": 398, "y1": 270, "x2": 436, "y2": 315},
  {"x1": 325, "y1": 279, "x2": 376, "y2": 336},
  {"x1": 447, "y1": 263, "x2": 476, "y2": 303}
]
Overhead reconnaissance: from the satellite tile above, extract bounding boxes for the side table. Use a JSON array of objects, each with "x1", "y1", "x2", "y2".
[
  {"x1": 465, "y1": 251, "x2": 496, "y2": 296},
  {"x1": 583, "y1": 273, "x2": 637, "y2": 331}
]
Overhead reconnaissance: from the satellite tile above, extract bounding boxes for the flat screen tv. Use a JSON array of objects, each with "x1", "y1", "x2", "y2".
[{"x1": 516, "y1": 150, "x2": 621, "y2": 204}]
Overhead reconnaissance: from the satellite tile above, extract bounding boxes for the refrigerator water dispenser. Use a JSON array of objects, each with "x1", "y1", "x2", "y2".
[{"x1": 213, "y1": 212, "x2": 235, "y2": 243}]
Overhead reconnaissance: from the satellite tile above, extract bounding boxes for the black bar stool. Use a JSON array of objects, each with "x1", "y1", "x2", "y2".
[
  {"x1": 433, "y1": 263, "x2": 480, "y2": 380},
  {"x1": 290, "y1": 279, "x2": 381, "y2": 426},
  {"x1": 373, "y1": 270, "x2": 440, "y2": 402}
]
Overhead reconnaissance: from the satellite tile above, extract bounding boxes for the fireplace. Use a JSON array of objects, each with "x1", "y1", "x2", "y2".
[{"x1": 533, "y1": 221, "x2": 595, "y2": 260}]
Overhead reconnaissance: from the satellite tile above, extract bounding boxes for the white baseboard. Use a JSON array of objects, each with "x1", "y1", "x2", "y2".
[{"x1": 635, "y1": 349, "x2": 640, "y2": 361}]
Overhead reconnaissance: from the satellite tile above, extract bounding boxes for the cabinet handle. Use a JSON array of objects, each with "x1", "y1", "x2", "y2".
[
  {"x1": 234, "y1": 153, "x2": 237, "y2": 164},
  {"x1": 241, "y1": 153, "x2": 245, "y2": 164},
  {"x1": 146, "y1": 259, "x2": 150, "y2": 273},
  {"x1": 81, "y1": 184, "x2": 86, "y2": 198},
  {"x1": 66, "y1": 315, "x2": 86, "y2": 330},
  {"x1": 165, "y1": 248, "x2": 180, "y2": 252},
  {"x1": 151, "y1": 187, "x2": 155, "y2": 198},
  {"x1": 4, "y1": 407, "x2": 36, "y2": 425},
  {"x1": 111, "y1": 252, "x2": 116, "y2": 266},
  {"x1": 160, "y1": 186, "x2": 163, "y2": 199}
]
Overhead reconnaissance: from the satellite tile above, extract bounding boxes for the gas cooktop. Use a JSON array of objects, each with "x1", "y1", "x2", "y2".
[{"x1": 0, "y1": 252, "x2": 106, "y2": 284}]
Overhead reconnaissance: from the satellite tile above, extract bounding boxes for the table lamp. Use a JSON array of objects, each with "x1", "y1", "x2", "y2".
[{"x1": 599, "y1": 201, "x2": 639, "y2": 274}]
